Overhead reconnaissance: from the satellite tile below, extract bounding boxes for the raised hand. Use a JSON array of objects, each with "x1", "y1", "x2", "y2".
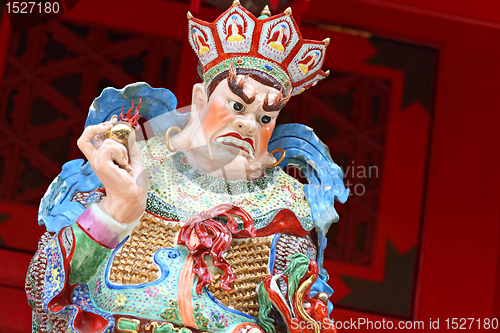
[{"x1": 77, "y1": 118, "x2": 148, "y2": 224}]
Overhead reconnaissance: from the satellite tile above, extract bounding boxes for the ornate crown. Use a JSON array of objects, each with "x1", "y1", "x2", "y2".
[{"x1": 188, "y1": 0, "x2": 330, "y2": 97}]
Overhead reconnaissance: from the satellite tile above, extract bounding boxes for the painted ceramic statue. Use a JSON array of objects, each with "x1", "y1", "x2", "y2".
[{"x1": 26, "y1": 2, "x2": 348, "y2": 333}]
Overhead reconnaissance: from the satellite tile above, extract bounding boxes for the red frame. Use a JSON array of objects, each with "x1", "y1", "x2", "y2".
[{"x1": 1, "y1": 0, "x2": 500, "y2": 331}]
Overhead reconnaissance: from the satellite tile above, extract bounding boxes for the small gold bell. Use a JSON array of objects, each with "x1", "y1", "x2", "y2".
[
  {"x1": 106, "y1": 99, "x2": 142, "y2": 151},
  {"x1": 106, "y1": 121, "x2": 135, "y2": 151}
]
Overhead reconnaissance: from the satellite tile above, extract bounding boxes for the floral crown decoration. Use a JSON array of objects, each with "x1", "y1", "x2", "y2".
[{"x1": 188, "y1": 0, "x2": 330, "y2": 97}]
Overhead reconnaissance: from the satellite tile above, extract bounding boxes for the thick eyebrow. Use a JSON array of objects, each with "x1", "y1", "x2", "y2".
[
  {"x1": 263, "y1": 88, "x2": 290, "y2": 112},
  {"x1": 227, "y1": 64, "x2": 256, "y2": 105}
]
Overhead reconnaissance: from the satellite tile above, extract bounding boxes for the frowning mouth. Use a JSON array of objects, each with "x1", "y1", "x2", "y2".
[{"x1": 215, "y1": 132, "x2": 255, "y2": 158}]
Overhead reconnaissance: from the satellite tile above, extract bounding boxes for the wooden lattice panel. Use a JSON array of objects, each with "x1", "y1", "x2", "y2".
[
  {"x1": 109, "y1": 214, "x2": 181, "y2": 285},
  {"x1": 277, "y1": 72, "x2": 391, "y2": 266},
  {"x1": 207, "y1": 238, "x2": 272, "y2": 317},
  {"x1": 0, "y1": 20, "x2": 181, "y2": 206}
]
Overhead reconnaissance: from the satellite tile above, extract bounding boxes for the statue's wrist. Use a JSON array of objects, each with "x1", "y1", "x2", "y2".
[
  {"x1": 98, "y1": 195, "x2": 144, "y2": 224},
  {"x1": 77, "y1": 202, "x2": 142, "y2": 248}
]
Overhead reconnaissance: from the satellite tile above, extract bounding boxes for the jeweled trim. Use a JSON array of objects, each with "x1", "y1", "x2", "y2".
[
  {"x1": 203, "y1": 57, "x2": 292, "y2": 96},
  {"x1": 146, "y1": 192, "x2": 191, "y2": 221},
  {"x1": 172, "y1": 151, "x2": 280, "y2": 195}
]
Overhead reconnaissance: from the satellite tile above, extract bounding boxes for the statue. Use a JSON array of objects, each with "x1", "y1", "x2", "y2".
[
  {"x1": 26, "y1": 2, "x2": 348, "y2": 333},
  {"x1": 267, "y1": 24, "x2": 288, "y2": 52},
  {"x1": 226, "y1": 15, "x2": 246, "y2": 42}
]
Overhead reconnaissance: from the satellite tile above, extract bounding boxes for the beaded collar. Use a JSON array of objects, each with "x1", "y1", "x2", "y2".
[{"x1": 171, "y1": 151, "x2": 280, "y2": 196}]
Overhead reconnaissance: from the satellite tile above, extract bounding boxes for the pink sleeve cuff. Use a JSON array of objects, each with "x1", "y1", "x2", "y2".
[{"x1": 77, "y1": 204, "x2": 142, "y2": 248}]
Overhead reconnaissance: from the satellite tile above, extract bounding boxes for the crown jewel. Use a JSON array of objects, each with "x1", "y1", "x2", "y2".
[{"x1": 188, "y1": 4, "x2": 330, "y2": 96}]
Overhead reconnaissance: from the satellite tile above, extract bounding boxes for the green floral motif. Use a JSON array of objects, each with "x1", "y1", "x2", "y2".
[
  {"x1": 160, "y1": 299, "x2": 183, "y2": 327},
  {"x1": 151, "y1": 182, "x2": 161, "y2": 191},
  {"x1": 194, "y1": 302, "x2": 210, "y2": 330},
  {"x1": 209, "y1": 309, "x2": 229, "y2": 329},
  {"x1": 32, "y1": 310, "x2": 41, "y2": 333},
  {"x1": 114, "y1": 294, "x2": 127, "y2": 310}
]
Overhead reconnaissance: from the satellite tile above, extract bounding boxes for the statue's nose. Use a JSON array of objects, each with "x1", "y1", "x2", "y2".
[{"x1": 234, "y1": 116, "x2": 258, "y2": 135}]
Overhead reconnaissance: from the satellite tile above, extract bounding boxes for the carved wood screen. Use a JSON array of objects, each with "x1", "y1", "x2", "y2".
[{"x1": 0, "y1": 20, "x2": 182, "y2": 206}]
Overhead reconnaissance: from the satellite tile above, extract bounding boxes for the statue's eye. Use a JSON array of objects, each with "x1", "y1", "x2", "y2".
[
  {"x1": 260, "y1": 115, "x2": 272, "y2": 124},
  {"x1": 228, "y1": 100, "x2": 245, "y2": 112}
]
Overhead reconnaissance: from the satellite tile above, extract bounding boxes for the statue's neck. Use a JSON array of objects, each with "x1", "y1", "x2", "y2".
[{"x1": 183, "y1": 150, "x2": 251, "y2": 181}]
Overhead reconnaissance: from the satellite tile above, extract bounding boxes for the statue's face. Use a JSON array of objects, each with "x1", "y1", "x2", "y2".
[{"x1": 181, "y1": 76, "x2": 282, "y2": 180}]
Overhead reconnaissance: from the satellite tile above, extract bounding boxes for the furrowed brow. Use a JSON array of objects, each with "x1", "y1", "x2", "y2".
[
  {"x1": 263, "y1": 88, "x2": 290, "y2": 112},
  {"x1": 227, "y1": 64, "x2": 256, "y2": 105}
]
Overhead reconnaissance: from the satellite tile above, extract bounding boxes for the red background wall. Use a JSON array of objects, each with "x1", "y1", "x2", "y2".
[{"x1": 1, "y1": 0, "x2": 500, "y2": 332}]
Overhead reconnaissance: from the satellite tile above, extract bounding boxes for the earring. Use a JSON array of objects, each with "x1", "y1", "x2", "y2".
[
  {"x1": 165, "y1": 126, "x2": 182, "y2": 152},
  {"x1": 267, "y1": 148, "x2": 286, "y2": 168}
]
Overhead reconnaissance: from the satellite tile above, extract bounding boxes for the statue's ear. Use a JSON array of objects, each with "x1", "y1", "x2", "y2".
[{"x1": 191, "y1": 83, "x2": 208, "y2": 117}]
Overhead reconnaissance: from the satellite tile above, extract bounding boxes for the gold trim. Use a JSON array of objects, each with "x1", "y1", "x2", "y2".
[
  {"x1": 232, "y1": 0, "x2": 240, "y2": 6},
  {"x1": 323, "y1": 38, "x2": 330, "y2": 47},
  {"x1": 325, "y1": 70, "x2": 330, "y2": 77},
  {"x1": 296, "y1": 274, "x2": 320, "y2": 333},
  {"x1": 207, "y1": 238, "x2": 272, "y2": 317},
  {"x1": 165, "y1": 126, "x2": 182, "y2": 153},
  {"x1": 187, "y1": 11, "x2": 192, "y2": 21},
  {"x1": 116, "y1": 318, "x2": 141, "y2": 333},
  {"x1": 268, "y1": 148, "x2": 286, "y2": 168},
  {"x1": 314, "y1": 291, "x2": 329, "y2": 304},
  {"x1": 109, "y1": 214, "x2": 181, "y2": 285},
  {"x1": 284, "y1": 7, "x2": 292, "y2": 16}
]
